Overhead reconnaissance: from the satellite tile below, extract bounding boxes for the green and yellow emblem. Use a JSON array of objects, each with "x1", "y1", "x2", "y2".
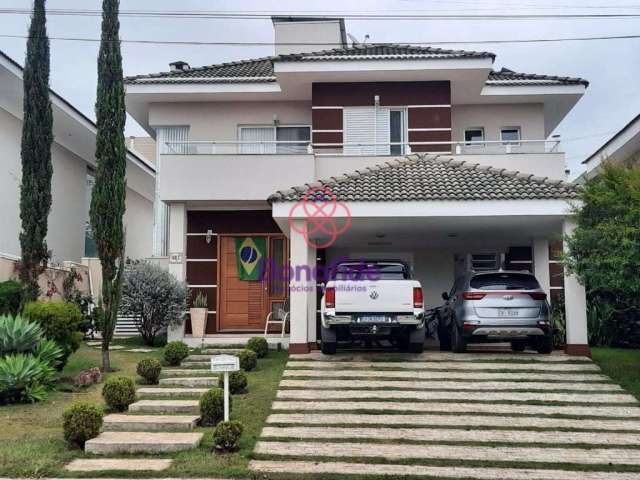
[{"x1": 234, "y1": 237, "x2": 266, "y2": 281}]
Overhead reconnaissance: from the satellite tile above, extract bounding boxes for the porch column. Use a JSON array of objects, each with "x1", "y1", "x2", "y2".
[
  {"x1": 562, "y1": 219, "x2": 590, "y2": 356},
  {"x1": 533, "y1": 237, "x2": 551, "y2": 296},
  {"x1": 289, "y1": 220, "x2": 314, "y2": 354},
  {"x1": 307, "y1": 247, "x2": 317, "y2": 347},
  {"x1": 167, "y1": 202, "x2": 187, "y2": 341}
]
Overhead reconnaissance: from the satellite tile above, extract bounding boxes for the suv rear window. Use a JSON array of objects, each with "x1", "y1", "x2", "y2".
[
  {"x1": 333, "y1": 262, "x2": 409, "y2": 280},
  {"x1": 470, "y1": 273, "x2": 540, "y2": 290}
]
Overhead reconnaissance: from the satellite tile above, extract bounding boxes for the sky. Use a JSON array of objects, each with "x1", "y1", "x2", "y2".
[{"x1": 1, "y1": 0, "x2": 640, "y2": 178}]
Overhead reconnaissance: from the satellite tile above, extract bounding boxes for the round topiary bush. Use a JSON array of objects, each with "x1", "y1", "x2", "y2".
[
  {"x1": 102, "y1": 376, "x2": 136, "y2": 412},
  {"x1": 199, "y1": 387, "x2": 232, "y2": 426},
  {"x1": 62, "y1": 402, "x2": 103, "y2": 448},
  {"x1": 218, "y1": 370, "x2": 248, "y2": 394},
  {"x1": 213, "y1": 420, "x2": 244, "y2": 452},
  {"x1": 236, "y1": 349, "x2": 257, "y2": 372},
  {"x1": 136, "y1": 358, "x2": 162, "y2": 384},
  {"x1": 246, "y1": 337, "x2": 268, "y2": 358},
  {"x1": 164, "y1": 341, "x2": 189, "y2": 366}
]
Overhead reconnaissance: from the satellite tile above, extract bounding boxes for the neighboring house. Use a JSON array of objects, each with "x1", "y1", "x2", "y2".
[
  {"x1": 579, "y1": 113, "x2": 640, "y2": 182},
  {"x1": 0, "y1": 50, "x2": 155, "y2": 266},
  {"x1": 127, "y1": 136, "x2": 156, "y2": 165},
  {"x1": 125, "y1": 17, "x2": 590, "y2": 355}
]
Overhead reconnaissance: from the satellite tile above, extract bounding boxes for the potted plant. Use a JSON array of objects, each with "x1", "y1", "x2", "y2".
[{"x1": 190, "y1": 291, "x2": 208, "y2": 338}]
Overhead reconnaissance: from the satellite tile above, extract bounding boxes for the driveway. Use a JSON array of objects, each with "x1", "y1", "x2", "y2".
[{"x1": 250, "y1": 350, "x2": 640, "y2": 479}]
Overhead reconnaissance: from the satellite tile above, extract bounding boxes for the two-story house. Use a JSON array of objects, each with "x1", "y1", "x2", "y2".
[{"x1": 124, "y1": 17, "x2": 590, "y2": 355}]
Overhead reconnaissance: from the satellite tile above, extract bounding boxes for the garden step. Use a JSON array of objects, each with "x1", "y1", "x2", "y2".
[
  {"x1": 286, "y1": 360, "x2": 600, "y2": 372},
  {"x1": 202, "y1": 348, "x2": 243, "y2": 355},
  {"x1": 186, "y1": 354, "x2": 232, "y2": 361},
  {"x1": 128, "y1": 399, "x2": 199, "y2": 414},
  {"x1": 161, "y1": 368, "x2": 212, "y2": 376},
  {"x1": 85, "y1": 431, "x2": 203, "y2": 454},
  {"x1": 182, "y1": 360, "x2": 209, "y2": 367},
  {"x1": 103, "y1": 414, "x2": 199, "y2": 431},
  {"x1": 137, "y1": 387, "x2": 208, "y2": 398},
  {"x1": 65, "y1": 458, "x2": 173, "y2": 471},
  {"x1": 159, "y1": 376, "x2": 218, "y2": 387}
]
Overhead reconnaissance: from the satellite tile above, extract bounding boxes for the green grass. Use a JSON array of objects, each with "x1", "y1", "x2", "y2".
[{"x1": 592, "y1": 347, "x2": 640, "y2": 401}]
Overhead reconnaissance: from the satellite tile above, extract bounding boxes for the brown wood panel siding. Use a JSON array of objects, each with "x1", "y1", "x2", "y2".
[
  {"x1": 550, "y1": 289, "x2": 564, "y2": 306},
  {"x1": 549, "y1": 240, "x2": 563, "y2": 261},
  {"x1": 312, "y1": 109, "x2": 343, "y2": 130},
  {"x1": 187, "y1": 210, "x2": 281, "y2": 234},
  {"x1": 186, "y1": 236, "x2": 217, "y2": 259},
  {"x1": 186, "y1": 261, "x2": 217, "y2": 286},
  {"x1": 506, "y1": 246, "x2": 533, "y2": 272},
  {"x1": 550, "y1": 262, "x2": 565, "y2": 288},
  {"x1": 188, "y1": 287, "x2": 217, "y2": 311},
  {"x1": 313, "y1": 131, "x2": 343, "y2": 145},
  {"x1": 312, "y1": 81, "x2": 451, "y2": 106},
  {"x1": 408, "y1": 107, "x2": 451, "y2": 129},
  {"x1": 408, "y1": 130, "x2": 451, "y2": 152}
]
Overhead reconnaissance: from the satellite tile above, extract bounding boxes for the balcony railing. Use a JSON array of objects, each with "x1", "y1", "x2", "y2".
[{"x1": 164, "y1": 139, "x2": 561, "y2": 156}]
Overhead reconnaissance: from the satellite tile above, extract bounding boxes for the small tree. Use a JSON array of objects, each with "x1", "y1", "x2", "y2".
[
  {"x1": 120, "y1": 262, "x2": 188, "y2": 346},
  {"x1": 564, "y1": 162, "x2": 640, "y2": 346},
  {"x1": 90, "y1": 0, "x2": 127, "y2": 370},
  {"x1": 19, "y1": 0, "x2": 53, "y2": 302}
]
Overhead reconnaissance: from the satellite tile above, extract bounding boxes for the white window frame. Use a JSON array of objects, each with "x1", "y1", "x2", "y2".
[
  {"x1": 500, "y1": 126, "x2": 521, "y2": 146},
  {"x1": 463, "y1": 127, "x2": 485, "y2": 147},
  {"x1": 389, "y1": 107, "x2": 408, "y2": 155},
  {"x1": 237, "y1": 124, "x2": 311, "y2": 154}
]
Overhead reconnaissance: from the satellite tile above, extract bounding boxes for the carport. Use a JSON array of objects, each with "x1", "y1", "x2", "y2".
[{"x1": 270, "y1": 155, "x2": 588, "y2": 356}]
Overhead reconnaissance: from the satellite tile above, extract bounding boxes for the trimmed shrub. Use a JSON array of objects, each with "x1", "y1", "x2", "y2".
[
  {"x1": 62, "y1": 402, "x2": 103, "y2": 448},
  {"x1": 199, "y1": 387, "x2": 231, "y2": 427},
  {"x1": 213, "y1": 420, "x2": 244, "y2": 452},
  {"x1": 218, "y1": 370, "x2": 248, "y2": 394},
  {"x1": 246, "y1": 337, "x2": 268, "y2": 358},
  {"x1": 164, "y1": 341, "x2": 189, "y2": 366},
  {"x1": 0, "y1": 281, "x2": 22, "y2": 317},
  {"x1": 23, "y1": 301, "x2": 83, "y2": 368},
  {"x1": 236, "y1": 349, "x2": 257, "y2": 372},
  {"x1": 136, "y1": 358, "x2": 162, "y2": 384},
  {"x1": 102, "y1": 376, "x2": 136, "y2": 412}
]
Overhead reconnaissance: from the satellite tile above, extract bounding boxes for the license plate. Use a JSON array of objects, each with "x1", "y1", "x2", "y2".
[
  {"x1": 497, "y1": 309, "x2": 519, "y2": 317},
  {"x1": 360, "y1": 315, "x2": 386, "y2": 323}
]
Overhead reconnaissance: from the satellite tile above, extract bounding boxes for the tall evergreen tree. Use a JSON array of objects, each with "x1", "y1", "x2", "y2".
[
  {"x1": 90, "y1": 0, "x2": 127, "y2": 371},
  {"x1": 19, "y1": 0, "x2": 53, "y2": 302}
]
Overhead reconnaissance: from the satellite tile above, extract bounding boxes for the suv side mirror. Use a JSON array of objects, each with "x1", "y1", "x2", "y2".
[{"x1": 442, "y1": 291, "x2": 450, "y2": 301}]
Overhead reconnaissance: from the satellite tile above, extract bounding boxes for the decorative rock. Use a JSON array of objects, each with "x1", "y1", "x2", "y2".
[{"x1": 73, "y1": 367, "x2": 103, "y2": 387}]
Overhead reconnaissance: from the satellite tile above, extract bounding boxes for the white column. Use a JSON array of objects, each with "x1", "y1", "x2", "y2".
[
  {"x1": 563, "y1": 219, "x2": 590, "y2": 355},
  {"x1": 307, "y1": 246, "x2": 317, "y2": 345},
  {"x1": 289, "y1": 220, "x2": 311, "y2": 353},
  {"x1": 167, "y1": 202, "x2": 187, "y2": 341},
  {"x1": 533, "y1": 237, "x2": 550, "y2": 296}
]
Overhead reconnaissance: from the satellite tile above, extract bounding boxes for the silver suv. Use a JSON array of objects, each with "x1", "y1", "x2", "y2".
[{"x1": 436, "y1": 270, "x2": 553, "y2": 353}]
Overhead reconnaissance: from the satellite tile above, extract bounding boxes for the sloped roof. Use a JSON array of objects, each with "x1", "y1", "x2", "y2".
[
  {"x1": 269, "y1": 154, "x2": 579, "y2": 203},
  {"x1": 487, "y1": 67, "x2": 588, "y2": 87}
]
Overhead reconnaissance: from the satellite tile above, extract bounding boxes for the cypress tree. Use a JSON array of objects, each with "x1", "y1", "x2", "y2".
[
  {"x1": 90, "y1": 0, "x2": 127, "y2": 371},
  {"x1": 19, "y1": 0, "x2": 53, "y2": 302}
]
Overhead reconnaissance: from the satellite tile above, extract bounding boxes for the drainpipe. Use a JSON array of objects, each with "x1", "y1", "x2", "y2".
[{"x1": 373, "y1": 95, "x2": 380, "y2": 155}]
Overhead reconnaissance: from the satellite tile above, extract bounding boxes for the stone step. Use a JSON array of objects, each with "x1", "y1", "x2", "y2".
[
  {"x1": 137, "y1": 387, "x2": 208, "y2": 398},
  {"x1": 182, "y1": 361, "x2": 210, "y2": 367},
  {"x1": 85, "y1": 431, "x2": 202, "y2": 454},
  {"x1": 160, "y1": 376, "x2": 217, "y2": 387},
  {"x1": 128, "y1": 399, "x2": 199, "y2": 414},
  {"x1": 202, "y1": 348, "x2": 243, "y2": 355},
  {"x1": 103, "y1": 414, "x2": 199, "y2": 431},
  {"x1": 65, "y1": 458, "x2": 173, "y2": 472},
  {"x1": 187, "y1": 354, "x2": 227, "y2": 361},
  {"x1": 288, "y1": 352, "x2": 592, "y2": 363},
  {"x1": 162, "y1": 368, "x2": 212, "y2": 376},
  {"x1": 287, "y1": 360, "x2": 600, "y2": 372}
]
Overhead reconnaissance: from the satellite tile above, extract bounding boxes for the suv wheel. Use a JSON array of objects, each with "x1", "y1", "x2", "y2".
[
  {"x1": 451, "y1": 324, "x2": 467, "y2": 353},
  {"x1": 536, "y1": 335, "x2": 553, "y2": 354},
  {"x1": 511, "y1": 340, "x2": 527, "y2": 352}
]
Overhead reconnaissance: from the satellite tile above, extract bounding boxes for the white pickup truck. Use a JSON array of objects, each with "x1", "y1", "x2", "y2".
[{"x1": 320, "y1": 259, "x2": 426, "y2": 354}]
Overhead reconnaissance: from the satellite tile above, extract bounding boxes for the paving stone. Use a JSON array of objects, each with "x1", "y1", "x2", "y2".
[
  {"x1": 276, "y1": 389, "x2": 636, "y2": 404},
  {"x1": 249, "y1": 460, "x2": 640, "y2": 480},
  {"x1": 65, "y1": 458, "x2": 173, "y2": 471},
  {"x1": 182, "y1": 361, "x2": 209, "y2": 367},
  {"x1": 137, "y1": 387, "x2": 208, "y2": 397},
  {"x1": 271, "y1": 400, "x2": 640, "y2": 418},
  {"x1": 283, "y1": 369, "x2": 609, "y2": 383},
  {"x1": 86, "y1": 341, "x2": 102, "y2": 346},
  {"x1": 103, "y1": 414, "x2": 199, "y2": 431},
  {"x1": 286, "y1": 360, "x2": 600, "y2": 372},
  {"x1": 288, "y1": 352, "x2": 592, "y2": 362},
  {"x1": 202, "y1": 348, "x2": 242, "y2": 354},
  {"x1": 161, "y1": 369, "x2": 212, "y2": 376},
  {"x1": 159, "y1": 377, "x2": 217, "y2": 387},
  {"x1": 128, "y1": 399, "x2": 199, "y2": 414},
  {"x1": 279, "y1": 379, "x2": 621, "y2": 392},
  {"x1": 254, "y1": 441, "x2": 640, "y2": 465},
  {"x1": 187, "y1": 354, "x2": 222, "y2": 361},
  {"x1": 262, "y1": 425, "x2": 640, "y2": 445},
  {"x1": 126, "y1": 348, "x2": 154, "y2": 353},
  {"x1": 267, "y1": 412, "x2": 640, "y2": 431},
  {"x1": 85, "y1": 431, "x2": 202, "y2": 454}
]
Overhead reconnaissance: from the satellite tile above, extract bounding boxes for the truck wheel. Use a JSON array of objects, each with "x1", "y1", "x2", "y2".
[
  {"x1": 438, "y1": 322, "x2": 452, "y2": 351},
  {"x1": 511, "y1": 340, "x2": 527, "y2": 352},
  {"x1": 408, "y1": 342, "x2": 424, "y2": 353},
  {"x1": 536, "y1": 335, "x2": 554, "y2": 354},
  {"x1": 451, "y1": 325, "x2": 467, "y2": 353},
  {"x1": 408, "y1": 326, "x2": 426, "y2": 354},
  {"x1": 321, "y1": 325, "x2": 337, "y2": 355},
  {"x1": 321, "y1": 341, "x2": 337, "y2": 355}
]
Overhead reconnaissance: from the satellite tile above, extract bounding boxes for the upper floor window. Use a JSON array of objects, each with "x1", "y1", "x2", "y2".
[
  {"x1": 239, "y1": 125, "x2": 310, "y2": 154},
  {"x1": 500, "y1": 127, "x2": 521, "y2": 145},
  {"x1": 464, "y1": 127, "x2": 484, "y2": 146}
]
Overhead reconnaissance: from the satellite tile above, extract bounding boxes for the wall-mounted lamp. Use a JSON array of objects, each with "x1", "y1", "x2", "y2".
[
  {"x1": 205, "y1": 229, "x2": 214, "y2": 244},
  {"x1": 374, "y1": 95, "x2": 380, "y2": 107},
  {"x1": 273, "y1": 113, "x2": 280, "y2": 126}
]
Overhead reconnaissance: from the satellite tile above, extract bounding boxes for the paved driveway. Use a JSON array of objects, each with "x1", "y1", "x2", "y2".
[{"x1": 250, "y1": 351, "x2": 640, "y2": 479}]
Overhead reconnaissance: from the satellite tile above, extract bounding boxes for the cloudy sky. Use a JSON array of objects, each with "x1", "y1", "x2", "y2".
[{"x1": 1, "y1": 0, "x2": 640, "y2": 178}]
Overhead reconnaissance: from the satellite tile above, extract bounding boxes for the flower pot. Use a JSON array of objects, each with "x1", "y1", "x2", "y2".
[{"x1": 190, "y1": 307, "x2": 208, "y2": 338}]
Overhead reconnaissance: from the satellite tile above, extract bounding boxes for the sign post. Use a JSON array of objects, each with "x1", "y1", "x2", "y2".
[{"x1": 210, "y1": 354, "x2": 240, "y2": 422}]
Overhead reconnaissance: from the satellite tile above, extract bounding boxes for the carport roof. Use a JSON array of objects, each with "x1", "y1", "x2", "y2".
[{"x1": 268, "y1": 154, "x2": 579, "y2": 203}]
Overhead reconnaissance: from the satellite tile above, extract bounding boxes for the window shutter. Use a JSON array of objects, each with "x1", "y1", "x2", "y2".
[{"x1": 343, "y1": 107, "x2": 390, "y2": 155}]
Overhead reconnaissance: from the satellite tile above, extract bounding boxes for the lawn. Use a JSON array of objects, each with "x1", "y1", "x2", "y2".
[
  {"x1": 592, "y1": 346, "x2": 640, "y2": 400},
  {"x1": 0, "y1": 338, "x2": 288, "y2": 478}
]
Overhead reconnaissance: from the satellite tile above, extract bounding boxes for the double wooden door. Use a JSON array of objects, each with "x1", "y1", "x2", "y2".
[{"x1": 218, "y1": 235, "x2": 288, "y2": 332}]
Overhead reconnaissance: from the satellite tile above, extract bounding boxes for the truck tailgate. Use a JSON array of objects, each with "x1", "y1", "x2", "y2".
[{"x1": 335, "y1": 280, "x2": 416, "y2": 313}]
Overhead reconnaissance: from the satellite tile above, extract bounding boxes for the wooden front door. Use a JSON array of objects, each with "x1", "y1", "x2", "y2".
[{"x1": 218, "y1": 235, "x2": 288, "y2": 331}]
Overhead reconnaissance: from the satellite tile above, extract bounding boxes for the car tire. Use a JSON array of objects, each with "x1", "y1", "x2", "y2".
[
  {"x1": 511, "y1": 340, "x2": 527, "y2": 352},
  {"x1": 451, "y1": 324, "x2": 467, "y2": 353},
  {"x1": 438, "y1": 321, "x2": 452, "y2": 351},
  {"x1": 408, "y1": 342, "x2": 424, "y2": 354},
  {"x1": 536, "y1": 335, "x2": 554, "y2": 354},
  {"x1": 320, "y1": 325, "x2": 337, "y2": 355},
  {"x1": 321, "y1": 341, "x2": 337, "y2": 355}
]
